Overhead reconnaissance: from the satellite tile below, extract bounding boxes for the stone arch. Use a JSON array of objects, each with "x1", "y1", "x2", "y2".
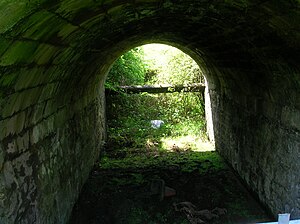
[
  {"x1": 0, "y1": 1, "x2": 299, "y2": 223},
  {"x1": 101, "y1": 40, "x2": 217, "y2": 142}
]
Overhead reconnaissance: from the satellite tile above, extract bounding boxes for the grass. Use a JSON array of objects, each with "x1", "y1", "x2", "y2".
[
  {"x1": 100, "y1": 150, "x2": 222, "y2": 172},
  {"x1": 106, "y1": 92, "x2": 208, "y2": 154}
]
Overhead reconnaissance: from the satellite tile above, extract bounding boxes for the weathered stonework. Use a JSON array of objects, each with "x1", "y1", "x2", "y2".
[
  {"x1": 0, "y1": 0, "x2": 299, "y2": 223},
  {"x1": 0, "y1": 91, "x2": 106, "y2": 223}
]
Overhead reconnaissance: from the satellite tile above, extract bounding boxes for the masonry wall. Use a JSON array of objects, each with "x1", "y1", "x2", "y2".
[
  {"x1": 0, "y1": 83, "x2": 106, "y2": 223},
  {"x1": 207, "y1": 59, "x2": 300, "y2": 217},
  {"x1": 0, "y1": 0, "x2": 299, "y2": 223}
]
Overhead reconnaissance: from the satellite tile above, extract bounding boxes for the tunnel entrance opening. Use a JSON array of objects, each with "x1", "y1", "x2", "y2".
[
  {"x1": 104, "y1": 43, "x2": 213, "y2": 154},
  {"x1": 69, "y1": 44, "x2": 273, "y2": 223},
  {"x1": 0, "y1": 1, "x2": 299, "y2": 223}
]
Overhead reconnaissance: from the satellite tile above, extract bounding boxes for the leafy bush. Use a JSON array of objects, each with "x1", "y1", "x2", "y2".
[{"x1": 106, "y1": 47, "x2": 147, "y2": 87}]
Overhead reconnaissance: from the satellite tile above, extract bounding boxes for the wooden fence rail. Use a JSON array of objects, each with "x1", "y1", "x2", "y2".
[{"x1": 105, "y1": 83, "x2": 205, "y2": 95}]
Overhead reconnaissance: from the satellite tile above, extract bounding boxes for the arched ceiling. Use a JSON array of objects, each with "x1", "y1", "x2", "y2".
[
  {"x1": 1, "y1": 0, "x2": 299, "y2": 94},
  {"x1": 0, "y1": 1, "x2": 300, "y2": 222},
  {"x1": 0, "y1": 0, "x2": 299, "y2": 137}
]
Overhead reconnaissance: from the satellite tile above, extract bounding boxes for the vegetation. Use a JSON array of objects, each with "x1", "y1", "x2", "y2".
[
  {"x1": 106, "y1": 44, "x2": 204, "y2": 87},
  {"x1": 69, "y1": 44, "x2": 272, "y2": 224},
  {"x1": 106, "y1": 92, "x2": 208, "y2": 154},
  {"x1": 105, "y1": 47, "x2": 147, "y2": 88},
  {"x1": 141, "y1": 44, "x2": 204, "y2": 85},
  {"x1": 106, "y1": 44, "x2": 207, "y2": 151}
]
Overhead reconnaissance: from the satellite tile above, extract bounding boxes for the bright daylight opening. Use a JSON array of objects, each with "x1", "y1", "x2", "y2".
[{"x1": 105, "y1": 43, "x2": 214, "y2": 153}]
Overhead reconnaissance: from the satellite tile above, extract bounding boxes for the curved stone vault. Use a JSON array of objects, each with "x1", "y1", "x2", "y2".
[{"x1": 0, "y1": 0, "x2": 299, "y2": 223}]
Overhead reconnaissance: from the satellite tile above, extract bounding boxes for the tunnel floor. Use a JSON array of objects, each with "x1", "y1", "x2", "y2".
[{"x1": 69, "y1": 146, "x2": 273, "y2": 224}]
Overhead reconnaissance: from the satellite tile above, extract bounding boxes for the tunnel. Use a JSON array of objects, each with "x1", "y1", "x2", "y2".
[{"x1": 0, "y1": 0, "x2": 299, "y2": 223}]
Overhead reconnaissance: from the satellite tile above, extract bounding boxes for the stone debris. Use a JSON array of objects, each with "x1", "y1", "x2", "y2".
[
  {"x1": 164, "y1": 186, "x2": 176, "y2": 198},
  {"x1": 150, "y1": 179, "x2": 176, "y2": 201},
  {"x1": 173, "y1": 201, "x2": 227, "y2": 224}
]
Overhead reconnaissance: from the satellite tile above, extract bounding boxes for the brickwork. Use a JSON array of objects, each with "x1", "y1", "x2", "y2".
[{"x1": 0, "y1": 0, "x2": 299, "y2": 223}]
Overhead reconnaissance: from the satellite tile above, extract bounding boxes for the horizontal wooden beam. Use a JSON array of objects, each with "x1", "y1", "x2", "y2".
[{"x1": 106, "y1": 83, "x2": 205, "y2": 95}]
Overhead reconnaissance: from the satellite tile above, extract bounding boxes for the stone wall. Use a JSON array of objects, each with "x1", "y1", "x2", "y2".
[
  {"x1": 0, "y1": 87, "x2": 106, "y2": 223},
  {"x1": 209, "y1": 62, "x2": 300, "y2": 217},
  {"x1": 0, "y1": 0, "x2": 299, "y2": 223}
]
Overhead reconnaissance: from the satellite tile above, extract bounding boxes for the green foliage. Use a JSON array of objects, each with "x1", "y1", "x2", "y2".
[
  {"x1": 106, "y1": 47, "x2": 147, "y2": 87},
  {"x1": 106, "y1": 43, "x2": 205, "y2": 88},
  {"x1": 106, "y1": 92, "x2": 208, "y2": 154},
  {"x1": 106, "y1": 43, "x2": 207, "y2": 155},
  {"x1": 108, "y1": 91, "x2": 205, "y2": 123},
  {"x1": 141, "y1": 44, "x2": 204, "y2": 85}
]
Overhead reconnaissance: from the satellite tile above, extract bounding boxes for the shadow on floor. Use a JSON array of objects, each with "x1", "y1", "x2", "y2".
[{"x1": 69, "y1": 150, "x2": 273, "y2": 224}]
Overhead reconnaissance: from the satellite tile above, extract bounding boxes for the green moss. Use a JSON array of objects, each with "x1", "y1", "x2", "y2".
[
  {"x1": 0, "y1": 2, "x2": 28, "y2": 33},
  {"x1": 0, "y1": 41, "x2": 38, "y2": 65},
  {"x1": 100, "y1": 150, "x2": 225, "y2": 174},
  {"x1": 0, "y1": 38, "x2": 13, "y2": 56},
  {"x1": 21, "y1": 11, "x2": 64, "y2": 40},
  {"x1": 0, "y1": 72, "x2": 19, "y2": 87},
  {"x1": 0, "y1": 0, "x2": 43, "y2": 33}
]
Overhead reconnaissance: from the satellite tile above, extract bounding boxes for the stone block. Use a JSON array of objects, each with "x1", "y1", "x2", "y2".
[
  {"x1": 80, "y1": 14, "x2": 106, "y2": 30},
  {"x1": 30, "y1": 118, "x2": 54, "y2": 145},
  {"x1": 56, "y1": 0, "x2": 97, "y2": 20},
  {"x1": 53, "y1": 108, "x2": 68, "y2": 128},
  {"x1": 0, "y1": 41, "x2": 38, "y2": 66},
  {"x1": 0, "y1": 72, "x2": 19, "y2": 89},
  {"x1": 0, "y1": 117, "x2": 16, "y2": 139},
  {"x1": 47, "y1": 66, "x2": 69, "y2": 82},
  {"x1": 281, "y1": 106, "x2": 300, "y2": 131},
  {"x1": 30, "y1": 102, "x2": 46, "y2": 126},
  {"x1": 57, "y1": 24, "x2": 79, "y2": 41},
  {"x1": 21, "y1": 10, "x2": 69, "y2": 44},
  {"x1": 0, "y1": 37, "x2": 13, "y2": 56},
  {"x1": 34, "y1": 44, "x2": 60, "y2": 65},
  {"x1": 16, "y1": 131, "x2": 30, "y2": 153},
  {"x1": 44, "y1": 99, "x2": 60, "y2": 117},
  {"x1": 0, "y1": 112, "x2": 25, "y2": 138},
  {"x1": 261, "y1": 100, "x2": 282, "y2": 120},
  {"x1": 52, "y1": 48, "x2": 80, "y2": 65},
  {"x1": 1, "y1": 93, "x2": 22, "y2": 118},
  {"x1": 39, "y1": 83, "x2": 60, "y2": 102},
  {"x1": 15, "y1": 111, "x2": 26, "y2": 134},
  {"x1": 0, "y1": 143, "x2": 4, "y2": 171},
  {"x1": 14, "y1": 67, "x2": 62, "y2": 94},
  {"x1": 3, "y1": 87, "x2": 45, "y2": 118},
  {"x1": 289, "y1": 89, "x2": 300, "y2": 110},
  {"x1": 0, "y1": 1, "x2": 28, "y2": 33}
]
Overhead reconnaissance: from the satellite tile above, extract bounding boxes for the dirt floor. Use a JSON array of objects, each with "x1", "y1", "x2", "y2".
[{"x1": 69, "y1": 149, "x2": 273, "y2": 224}]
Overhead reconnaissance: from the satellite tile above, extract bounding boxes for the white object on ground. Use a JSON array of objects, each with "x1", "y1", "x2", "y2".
[
  {"x1": 258, "y1": 216, "x2": 300, "y2": 224},
  {"x1": 150, "y1": 120, "x2": 164, "y2": 129},
  {"x1": 278, "y1": 214, "x2": 290, "y2": 224}
]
